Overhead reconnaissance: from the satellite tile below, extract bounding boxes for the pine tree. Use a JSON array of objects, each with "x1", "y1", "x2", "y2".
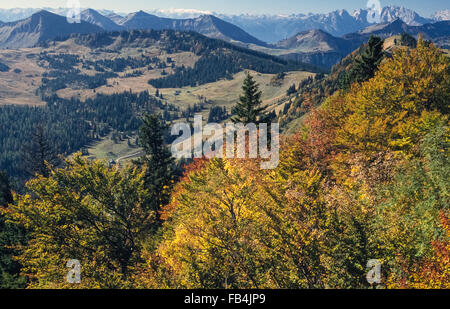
[
  {"x1": 286, "y1": 84, "x2": 297, "y2": 96},
  {"x1": 341, "y1": 36, "x2": 384, "y2": 89},
  {"x1": 135, "y1": 115, "x2": 175, "y2": 219},
  {"x1": 22, "y1": 125, "x2": 61, "y2": 178},
  {"x1": 232, "y1": 73, "x2": 268, "y2": 124},
  {"x1": 400, "y1": 33, "x2": 417, "y2": 48},
  {"x1": 351, "y1": 36, "x2": 384, "y2": 82}
]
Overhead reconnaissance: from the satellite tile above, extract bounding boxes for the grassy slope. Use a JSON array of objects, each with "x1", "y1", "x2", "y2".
[
  {"x1": 0, "y1": 48, "x2": 46, "y2": 106},
  {"x1": 85, "y1": 69, "x2": 313, "y2": 162}
]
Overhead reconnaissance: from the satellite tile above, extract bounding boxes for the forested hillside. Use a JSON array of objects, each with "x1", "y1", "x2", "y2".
[
  {"x1": 0, "y1": 29, "x2": 318, "y2": 187},
  {"x1": 278, "y1": 35, "x2": 396, "y2": 131},
  {"x1": 0, "y1": 91, "x2": 170, "y2": 184},
  {"x1": 1, "y1": 38, "x2": 448, "y2": 289}
]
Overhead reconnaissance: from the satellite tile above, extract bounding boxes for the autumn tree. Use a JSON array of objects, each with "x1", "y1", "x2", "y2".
[
  {"x1": 155, "y1": 152, "x2": 330, "y2": 288},
  {"x1": 331, "y1": 38, "x2": 449, "y2": 157},
  {"x1": 155, "y1": 159, "x2": 266, "y2": 288},
  {"x1": 0, "y1": 171, "x2": 26, "y2": 288},
  {"x1": 7, "y1": 154, "x2": 158, "y2": 288}
]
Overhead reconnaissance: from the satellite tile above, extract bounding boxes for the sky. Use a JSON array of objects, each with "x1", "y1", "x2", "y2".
[{"x1": 0, "y1": 0, "x2": 449, "y2": 17}]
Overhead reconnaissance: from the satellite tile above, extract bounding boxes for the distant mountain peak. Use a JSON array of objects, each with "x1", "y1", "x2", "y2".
[
  {"x1": 80, "y1": 8, "x2": 122, "y2": 31},
  {"x1": 0, "y1": 10, "x2": 103, "y2": 49},
  {"x1": 118, "y1": 11, "x2": 267, "y2": 46},
  {"x1": 131, "y1": 10, "x2": 153, "y2": 18},
  {"x1": 431, "y1": 10, "x2": 450, "y2": 21},
  {"x1": 276, "y1": 28, "x2": 351, "y2": 54}
]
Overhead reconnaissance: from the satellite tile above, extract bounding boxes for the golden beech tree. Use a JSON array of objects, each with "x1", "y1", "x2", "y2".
[
  {"x1": 319, "y1": 39, "x2": 449, "y2": 288},
  {"x1": 153, "y1": 150, "x2": 331, "y2": 288},
  {"x1": 156, "y1": 158, "x2": 266, "y2": 288},
  {"x1": 329, "y1": 38, "x2": 449, "y2": 157},
  {"x1": 4, "y1": 154, "x2": 158, "y2": 288}
]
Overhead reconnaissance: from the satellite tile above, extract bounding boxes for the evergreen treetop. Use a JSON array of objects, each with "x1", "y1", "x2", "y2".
[{"x1": 232, "y1": 73, "x2": 268, "y2": 124}]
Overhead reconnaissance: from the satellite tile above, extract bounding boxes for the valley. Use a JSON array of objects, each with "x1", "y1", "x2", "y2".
[{"x1": 0, "y1": 29, "x2": 317, "y2": 177}]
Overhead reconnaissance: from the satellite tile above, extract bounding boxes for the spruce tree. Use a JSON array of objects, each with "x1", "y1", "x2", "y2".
[
  {"x1": 22, "y1": 125, "x2": 61, "y2": 178},
  {"x1": 232, "y1": 73, "x2": 268, "y2": 124},
  {"x1": 400, "y1": 33, "x2": 417, "y2": 48},
  {"x1": 135, "y1": 114, "x2": 175, "y2": 219},
  {"x1": 341, "y1": 36, "x2": 384, "y2": 89},
  {"x1": 352, "y1": 36, "x2": 384, "y2": 82}
]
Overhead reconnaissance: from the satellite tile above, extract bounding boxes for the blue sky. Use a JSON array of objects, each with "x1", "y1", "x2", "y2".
[{"x1": 1, "y1": 0, "x2": 449, "y2": 17}]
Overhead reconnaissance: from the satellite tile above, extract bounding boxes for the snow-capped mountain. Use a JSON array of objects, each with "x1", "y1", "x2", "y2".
[
  {"x1": 0, "y1": 8, "x2": 118, "y2": 22},
  {"x1": 0, "y1": 5, "x2": 444, "y2": 43},
  {"x1": 220, "y1": 6, "x2": 434, "y2": 42},
  {"x1": 352, "y1": 5, "x2": 432, "y2": 26},
  {"x1": 146, "y1": 8, "x2": 214, "y2": 19},
  {"x1": 80, "y1": 9, "x2": 123, "y2": 31},
  {"x1": 220, "y1": 10, "x2": 369, "y2": 43},
  {"x1": 431, "y1": 10, "x2": 450, "y2": 21},
  {"x1": 0, "y1": 8, "x2": 40, "y2": 22}
]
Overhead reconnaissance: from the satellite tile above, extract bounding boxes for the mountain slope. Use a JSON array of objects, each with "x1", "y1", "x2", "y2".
[
  {"x1": 276, "y1": 29, "x2": 352, "y2": 53},
  {"x1": 105, "y1": 13, "x2": 125, "y2": 25},
  {"x1": 80, "y1": 9, "x2": 123, "y2": 31},
  {"x1": 0, "y1": 10, "x2": 103, "y2": 49},
  {"x1": 272, "y1": 29, "x2": 356, "y2": 70},
  {"x1": 119, "y1": 11, "x2": 267, "y2": 46}
]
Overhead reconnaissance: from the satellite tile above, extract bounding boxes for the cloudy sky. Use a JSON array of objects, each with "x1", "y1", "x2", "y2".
[{"x1": 1, "y1": 0, "x2": 448, "y2": 17}]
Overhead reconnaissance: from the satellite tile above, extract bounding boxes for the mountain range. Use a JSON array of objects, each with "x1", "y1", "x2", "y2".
[
  {"x1": 116, "y1": 11, "x2": 267, "y2": 46},
  {"x1": 0, "y1": 7, "x2": 449, "y2": 70},
  {"x1": 269, "y1": 19, "x2": 450, "y2": 69},
  {"x1": 222, "y1": 5, "x2": 448, "y2": 42},
  {"x1": 0, "y1": 5, "x2": 449, "y2": 42},
  {"x1": 343, "y1": 19, "x2": 450, "y2": 47},
  {"x1": 0, "y1": 9, "x2": 267, "y2": 49},
  {"x1": 431, "y1": 10, "x2": 450, "y2": 21}
]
